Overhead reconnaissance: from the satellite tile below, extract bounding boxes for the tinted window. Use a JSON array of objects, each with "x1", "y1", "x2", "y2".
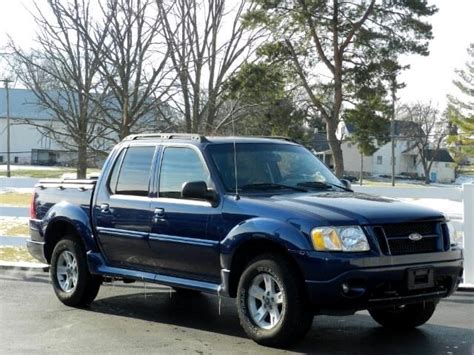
[
  {"x1": 159, "y1": 147, "x2": 209, "y2": 199},
  {"x1": 108, "y1": 148, "x2": 126, "y2": 194},
  {"x1": 115, "y1": 146, "x2": 155, "y2": 196}
]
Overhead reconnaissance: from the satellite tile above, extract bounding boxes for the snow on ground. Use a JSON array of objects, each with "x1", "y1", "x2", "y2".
[
  {"x1": 397, "y1": 198, "x2": 463, "y2": 220},
  {"x1": 455, "y1": 175, "x2": 474, "y2": 185},
  {"x1": 0, "y1": 187, "x2": 34, "y2": 194},
  {"x1": 0, "y1": 165, "x2": 64, "y2": 171}
]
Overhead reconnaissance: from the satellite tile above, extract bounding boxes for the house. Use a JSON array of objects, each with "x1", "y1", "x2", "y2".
[
  {"x1": 313, "y1": 132, "x2": 333, "y2": 167},
  {"x1": 400, "y1": 147, "x2": 456, "y2": 183},
  {"x1": 313, "y1": 121, "x2": 456, "y2": 183}
]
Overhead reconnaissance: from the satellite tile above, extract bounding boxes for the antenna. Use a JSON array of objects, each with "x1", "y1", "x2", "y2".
[{"x1": 231, "y1": 115, "x2": 240, "y2": 200}]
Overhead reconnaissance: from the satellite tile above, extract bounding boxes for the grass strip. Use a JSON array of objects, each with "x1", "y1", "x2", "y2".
[
  {"x1": 0, "y1": 246, "x2": 38, "y2": 263},
  {"x1": 0, "y1": 192, "x2": 31, "y2": 206}
]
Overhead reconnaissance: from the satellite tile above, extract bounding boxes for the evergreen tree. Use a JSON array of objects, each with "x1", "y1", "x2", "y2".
[
  {"x1": 447, "y1": 43, "x2": 474, "y2": 159},
  {"x1": 244, "y1": 0, "x2": 437, "y2": 176}
]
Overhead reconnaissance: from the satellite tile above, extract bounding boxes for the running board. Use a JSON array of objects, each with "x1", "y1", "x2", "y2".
[{"x1": 87, "y1": 252, "x2": 220, "y2": 294}]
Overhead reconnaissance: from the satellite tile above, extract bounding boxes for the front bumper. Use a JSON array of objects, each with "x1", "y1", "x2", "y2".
[
  {"x1": 306, "y1": 259, "x2": 462, "y2": 313},
  {"x1": 292, "y1": 249, "x2": 463, "y2": 314}
]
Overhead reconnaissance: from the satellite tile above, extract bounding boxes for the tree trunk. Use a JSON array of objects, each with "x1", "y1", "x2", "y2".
[
  {"x1": 422, "y1": 160, "x2": 430, "y2": 184},
  {"x1": 77, "y1": 144, "x2": 87, "y2": 179},
  {"x1": 326, "y1": 120, "x2": 344, "y2": 177},
  {"x1": 121, "y1": 98, "x2": 130, "y2": 140},
  {"x1": 360, "y1": 151, "x2": 363, "y2": 186}
]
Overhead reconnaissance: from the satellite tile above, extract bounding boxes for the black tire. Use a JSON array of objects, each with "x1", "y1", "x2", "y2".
[
  {"x1": 369, "y1": 301, "x2": 437, "y2": 329},
  {"x1": 50, "y1": 235, "x2": 101, "y2": 307},
  {"x1": 236, "y1": 254, "x2": 313, "y2": 347}
]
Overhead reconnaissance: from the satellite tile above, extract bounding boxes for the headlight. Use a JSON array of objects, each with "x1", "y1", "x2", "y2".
[
  {"x1": 446, "y1": 221, "x2": 457, "y2": 246},
  {"x1": 311, "y1": 226, "x2": 370, "y2": 252}
]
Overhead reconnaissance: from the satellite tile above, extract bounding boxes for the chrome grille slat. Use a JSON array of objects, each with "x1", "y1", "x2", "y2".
[{"x1": 373, "y1": 222, "x2": 441, "y2": 255}]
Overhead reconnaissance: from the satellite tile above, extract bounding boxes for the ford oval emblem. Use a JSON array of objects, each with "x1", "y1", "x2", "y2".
[{"x1": 408, "y1": 233, "x2": 423, "y2": 241}]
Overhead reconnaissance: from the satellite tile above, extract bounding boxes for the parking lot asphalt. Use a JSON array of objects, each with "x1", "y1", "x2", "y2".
[{"x1": 0, "y1": 269, "x2": 472, "y2": 355}]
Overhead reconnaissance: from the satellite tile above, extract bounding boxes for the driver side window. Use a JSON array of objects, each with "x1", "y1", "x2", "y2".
[{"x1": 159, "y1": 147, "x2": 210, "y2": 199}]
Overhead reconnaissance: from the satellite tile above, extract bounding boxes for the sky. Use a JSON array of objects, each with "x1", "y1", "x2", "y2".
[{"x1": 0, "y1": 0, "x2": 473, "y2": 110}]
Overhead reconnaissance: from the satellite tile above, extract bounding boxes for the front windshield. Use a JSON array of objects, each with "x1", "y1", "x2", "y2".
[{"x1": 207, "y1": 143, "x2": 343, "y2": 193}]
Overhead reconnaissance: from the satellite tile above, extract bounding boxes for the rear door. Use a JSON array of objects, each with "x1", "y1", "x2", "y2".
[{"x1": 94, "y1": 144, "x2": 158, "y2": 269}]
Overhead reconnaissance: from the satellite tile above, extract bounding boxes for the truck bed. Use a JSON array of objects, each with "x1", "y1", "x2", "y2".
[{"x1": 34, "y1": 179, "x2": 97, "y2": 220}]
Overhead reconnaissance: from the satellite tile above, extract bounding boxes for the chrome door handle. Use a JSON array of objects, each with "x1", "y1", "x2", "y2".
[
  {"x1": 153, "y1": 208, "x2": 165, "y2": 223},
  {"x1": 154, "y1": 208, "x2": 165, "y2": 216},
  {"x1": 100, "y1": 203, "x2": 110, "y2": 213}
]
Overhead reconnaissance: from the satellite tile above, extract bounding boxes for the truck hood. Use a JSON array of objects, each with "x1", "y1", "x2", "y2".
[{"x1": 265, "y1": 191, "x2": 445, "y2": 225}]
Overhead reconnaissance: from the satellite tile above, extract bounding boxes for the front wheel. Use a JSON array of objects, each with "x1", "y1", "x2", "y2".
[
  {"x1": 369, "y1": 301, "x2": 437, "y2": 329},
  {"x1": 236, "y1": 254, "x2": 313, "y2": 347},
  {"x1": 50, "y1": 236, "x2": 101, "y2": 307}
]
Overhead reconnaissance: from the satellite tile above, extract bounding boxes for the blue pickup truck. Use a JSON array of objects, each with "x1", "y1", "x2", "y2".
[{"x1": 27, "y1": 134, "x2": 463, "y2": 347}]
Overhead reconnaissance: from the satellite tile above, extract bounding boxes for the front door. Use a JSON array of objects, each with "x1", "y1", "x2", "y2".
[
  {"x1": 148, "y1": 146, "x2": 221, "y2": 282},
  {"x1": 94, "y1": 145, "x2": 158, "y2": 269}
]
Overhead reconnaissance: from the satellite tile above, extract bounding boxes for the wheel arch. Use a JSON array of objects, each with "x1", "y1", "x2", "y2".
[
  {"x1": 226, "y1": 237, "x2": 307, "y2": 298},
  {"x1": 220, "y1": 217, "x2": 311, "y2": 298},
  {"x1": 43, "y1": 203, "x2": 98, "y2": 263}
]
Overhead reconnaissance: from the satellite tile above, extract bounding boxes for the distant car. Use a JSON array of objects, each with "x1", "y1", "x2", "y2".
[
  {"x1": 342, "y1": 175, "x2": 358, "y2": 183},
  {"x1": 27, "y1": 134, "x2": 463, "y2": 347}
]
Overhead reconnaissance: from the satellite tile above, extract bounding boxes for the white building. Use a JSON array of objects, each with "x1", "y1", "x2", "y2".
[
  {"x1": 0, "y1": 88, "x2": 76, "y2": 165},
  {"x1": 314, "y1": 121, "x2": 456, "y2": 183}
]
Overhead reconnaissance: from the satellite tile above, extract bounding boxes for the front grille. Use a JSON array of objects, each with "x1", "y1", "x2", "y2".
[
  {"x1": 388, "y1": 237, "x2": 438, "y2": 255},
  {"x1": 373, "y1": 222, "x2": 442, "y2": 255}
]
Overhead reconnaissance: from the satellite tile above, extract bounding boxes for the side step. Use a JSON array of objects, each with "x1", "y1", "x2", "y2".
[{"x1": 87, "y1": 252, "x2": 220, "y2": 294}]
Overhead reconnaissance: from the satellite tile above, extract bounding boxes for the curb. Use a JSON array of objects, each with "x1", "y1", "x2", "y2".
[
  {"x1": 0, "y1": 261, "x2": 49, "y2": 272},
  {"x1": 458, "y1": 284, "x2": 474, "y2": 292}
]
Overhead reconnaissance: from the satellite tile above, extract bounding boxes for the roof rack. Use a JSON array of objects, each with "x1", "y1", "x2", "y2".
[
  {"x1": 122, "y1": 133, "x2": 208, "y2": 143},
  {"x1": 258, "y1": 136, "x2": 297, "y2": 143}
]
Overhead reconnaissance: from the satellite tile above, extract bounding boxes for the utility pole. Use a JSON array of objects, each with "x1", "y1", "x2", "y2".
[
  {"x1": 390, "y1": 74, "x2": 396, "y2": 187},
  {"x1": 2, "y1": 78, "x2": 13, "y2": 178}
]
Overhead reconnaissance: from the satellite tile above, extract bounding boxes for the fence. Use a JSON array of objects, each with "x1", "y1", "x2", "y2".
[{"x1": 353, "y1": 183, "x2": 473, "y2": 286}]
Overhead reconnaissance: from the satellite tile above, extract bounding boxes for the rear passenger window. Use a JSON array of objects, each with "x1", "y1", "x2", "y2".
[
  {"x1": 159, "y1": 147, "x2": 209, "y2": 199},
  {"x1": 108, "y1": 149, "x2": 125, "y2": 193},
  {"x1": 113, "y1": 146, "x2": 155, "y2": 196}
]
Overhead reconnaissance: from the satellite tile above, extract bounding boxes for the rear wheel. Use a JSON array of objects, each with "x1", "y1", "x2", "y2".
[
  {"x1": 369, "y1": 301, "x2": 437, "y2": 329},
  {"x1": 236, "y1": 254, "x2": 313, "y2": 347},
  {"x1": 50, "y1": 236, "x2": 101, "y2": 307}
]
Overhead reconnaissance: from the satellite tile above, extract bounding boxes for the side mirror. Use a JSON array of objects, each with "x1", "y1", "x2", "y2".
[
  {"x1": 181, "y1": 181, "x2": 219, "y2": 206},
  {"x1": 340, "y1": 179, "x2": 352, "y2": 190}
]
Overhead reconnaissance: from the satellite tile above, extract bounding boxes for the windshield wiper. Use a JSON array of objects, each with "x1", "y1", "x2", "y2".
[
  {"x1": 240, "y1": 183, "x2": 307, "y2": 192},
  {"x1": 297, "y1": 181, "x2": 352, "y2": 192}
]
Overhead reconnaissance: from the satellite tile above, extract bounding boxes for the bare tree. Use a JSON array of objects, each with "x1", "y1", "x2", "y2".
[
  {"x1": 399, "y1": 102, "x2": 449, "y2": 184},
  {"x1": 84, "y1": 0, "x2": 176, "y2": 140},
  {"x1": 8, "y1": 0, "x2": 108, "y2": 178},
  {"x1": 157, "y1": 0, "x2": 262, "y2": 133}
]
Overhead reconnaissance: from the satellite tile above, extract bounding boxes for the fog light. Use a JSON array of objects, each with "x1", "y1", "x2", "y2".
[{"x1": 342, "y1": 283, "x2": 350, "y2": 293}]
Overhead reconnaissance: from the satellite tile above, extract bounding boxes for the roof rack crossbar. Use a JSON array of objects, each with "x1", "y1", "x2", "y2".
[
  {"x1": 123, "y1": 133, "x2": 208, "y2": 142},
  {"x1": 258, "y1": 136, "x2": 297, "y2": 143}
]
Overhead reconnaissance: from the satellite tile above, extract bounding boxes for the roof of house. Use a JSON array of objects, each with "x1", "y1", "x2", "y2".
[
  {"x1": 423, "y1": 149, "x2": 455, "y2": 163},
  {"x1": 345, "y1": 120, "x2": 423, "y2": 138},
  {"x1": 312, "y1": 132, "x2": 331, "y2": 152},
  {"x1": 0, "y1": 88, "x2": 53, "y2": 120}
]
